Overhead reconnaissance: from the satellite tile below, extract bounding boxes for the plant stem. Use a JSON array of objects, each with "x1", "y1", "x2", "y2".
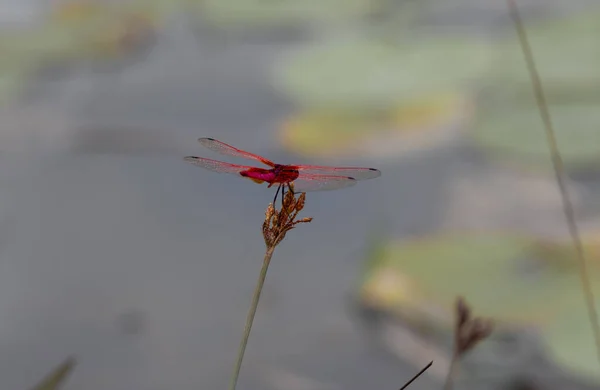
[
  {"x1": 228, "y1": 245, "x2": 276, "y2": 390},
  {"x1": 507, "y1": 0, "x2": 600, "y2": 367},
  {"x1": 399, "y1": 360, "x2": 432, "y2": 390},
  {"x1": 443, "y1": 354, "x2": 458, "y2": 390}
]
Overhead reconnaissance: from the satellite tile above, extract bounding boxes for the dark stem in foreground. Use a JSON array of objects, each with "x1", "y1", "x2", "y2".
[
  {"x1": 400, "y1": 360, "x2": 433, "y2": 390},
  {"x1": 507, "y1": 0, "x2": 600, "y2": 366}
]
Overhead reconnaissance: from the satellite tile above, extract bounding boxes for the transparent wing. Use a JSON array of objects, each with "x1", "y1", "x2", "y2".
[
  {"x1": 184, "y1": 156, "x2": 255, "y2": 175},
  {"x1": 292, "y1": 173, "x2": 358, "y2": 192},
  {"x1": 198, "y1": 138, "x2": 274, "y2": 167},
  {"x1": 296, "y1": 165, "x2": 381, "y2": 180}
]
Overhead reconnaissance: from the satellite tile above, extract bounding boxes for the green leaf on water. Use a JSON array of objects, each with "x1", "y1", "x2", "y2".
[
  {"x1": 357, "y1": 232, "x2": 600, "y2": 383},
  {"x1": 272, "y1": 36, "x2": 491, "y2": 111},
  {"x1": 489, "y1": 8, "x2": 600, "y2": 86},
  {"x1": 373, "y1": 234, "x2": 563, "y2": 321},
  {"x1": 544, "y1": 286, "x2": 600, "y2": 383},
  {"x1": 473, "y1": 9, "x2": 600, "y2": 173},
  {"x1": 471, "y1": 104, "x2": 600, "y2": 172},
  {"x1": 31, "y1": 357, "x2": 76, "y2": 390},
  {"x1": 198, "y1": 0, "x2": 380, "y2": 28}
]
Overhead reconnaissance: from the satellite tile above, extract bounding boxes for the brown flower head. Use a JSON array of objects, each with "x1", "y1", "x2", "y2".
[
  {"x1": 262, "y1": 184, "x2": 312, "y2": 248},
  {"x1": 454, "y1": 296, "x2": 494, "y2": 357}
]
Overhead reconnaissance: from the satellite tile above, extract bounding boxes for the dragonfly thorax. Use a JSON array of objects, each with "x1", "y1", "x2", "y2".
[{"x1": 272, "y1": 164, "x2": 300, "y2": 183}]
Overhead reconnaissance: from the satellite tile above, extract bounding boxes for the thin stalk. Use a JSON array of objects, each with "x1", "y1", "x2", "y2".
[
  {"x1": 507, "y1": 0, "x2": 600, "y2": 366},
  {"x1": 228, "y1": 245, "x2": 276, "y2": 390},
  {"x1": 443, "y1": 354, "x2": 458, "y2": 390},
  {"x1": 399, "y1": 360, "x2": 433, "y2": 390}
]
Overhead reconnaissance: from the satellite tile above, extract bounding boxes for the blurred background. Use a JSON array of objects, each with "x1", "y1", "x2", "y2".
[{"x1": 1, "y1": 0, "x2": 600, "y2": 389}]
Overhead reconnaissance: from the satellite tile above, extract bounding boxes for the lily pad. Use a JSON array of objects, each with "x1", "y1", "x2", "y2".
[
  {"x1": 471, "y1": 104, "x2": 600, "y2": 172},
  {"x1": 358, "y1": 232, "x2": 600, "y2": 382},
  {"x1": 362, "y1": 234, "x2": 565, "y2": 323},
  {"x1": 488, "y1": 9, "x2": 600, "y2": 89},
  {"x1": 133, "y1": 0, "x2": 184, "y2": 16},
  {"x1": 0, "y1": 27, "x2": 83, "y2": 67},
  {"x1": 544, "y1": 292, "x2": 600, "y2": 384},
  {"x1": 278, "y1": 91, "x2": 471, "y2": 158},
  {"x1": 83, "y1": 14, "x2": 157, "y2": 61},
  {"x1": 526, "y1": 229, "x2": 600, "y2": 380},
  {"x1": 50, "y1": 0, "x2": 105, "y2": 23},
  {"x1": 272, "y1": 36, "x2": 492, "y2": 111},
  {"x1": 198, "y1": 0, "x2": 378, "y2": 29},
  {"x1": 0, "y1": 70, "x2": 29, "y2": 106},
  {"x1": 44, "y1": 2, "x2": 160, "y2": 63},
  {"x1": 532, "y1": 228, "x2": 600, "y2": 271},
  {"x1": 0, "y1": 37, "x2": 41, "y2": 105}
]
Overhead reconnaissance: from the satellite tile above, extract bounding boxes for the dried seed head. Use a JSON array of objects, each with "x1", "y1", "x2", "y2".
[
  {"x1": 456, "y1": 296, "x2": 470, "y2": 330},
  {"x1": 263, "y1": 228, "x2": 274, "y2": 247},
  {"x1": 283, "y1": 189, "x2": 295, "y2": 209},
  {"x1": 261, "y1": 189, "x2": 312, "y2": 249},
  {"x1": 454, "y1": 297, "x2": 493, "y2": 357},
  {"x1": 472, "y1": 318, "x2": 494, "y2": 341},
  {"x1": 262, "y1": 222, "x2": 269, "y2": 243},
  {"x1": 265, "y1": 203, "x2": 275, "y2": 221},
  {"x1": 295, "y1": 193, "x2": 306, "y2": 211}
]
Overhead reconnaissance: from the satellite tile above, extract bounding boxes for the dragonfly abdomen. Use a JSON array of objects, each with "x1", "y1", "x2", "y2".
[{"x1": 240, "y1": 168, "x2": 277, "y2": 184}]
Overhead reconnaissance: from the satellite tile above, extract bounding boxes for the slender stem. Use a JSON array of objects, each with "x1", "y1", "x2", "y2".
[
  {"x1": 228, "y1": 245, "x2": 276, "y2": 390},
  {"x1": 506, "y1": 0, "x2": 600, "y2": 367},
  {"x1": 443, "y1": 354, "x2": 458, "y2": 390},
  {"x1": 399, "y1": 360, "x2": 433, "y2": 390}
]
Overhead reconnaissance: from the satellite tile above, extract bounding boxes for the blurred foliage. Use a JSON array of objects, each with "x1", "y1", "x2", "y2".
[
  {"x1": 472, "y1": 105, "x2": 600, "y2": 172},
  {"x1": 357, "y1": 232, "x2": 600, "y2": 383},
  {"x1": 31, "y1": 357, "x2": 76, "y2": 390},
  {"x1": 272, "y1": 36, "x2": 490, "y2": 111},
  {"x1": 279, "y1": 91, "x2": 470, "y2": 157},
  {"x1": 472, "y1": 8, "x2": 600, "y2": 172},
  {"x1": 359, "y1": 233, "x2": 554, "y2": 324},
  {"x1": 489, "y1": 8, "x2": 600, "y2": 89},
  {"x1": 196, "y1": 0, "x2": 380, "y2": 29},
  {"x1": 47, "y1": 1, "x2": 159, "y2": 62},
  {"x1": 145, "y1": 0, "x2": 196, "y2": 16},
  {"x1": 0, "y1": 71, "x2": 28, "y2": 106},
  {"x1": 268, "y1": 6, "x2": 600, "y2": 163},
  {"x1": 0, "y1": 0, "x2": 161, "y2": 106},
  {"x1": 0, "y1": 37, "x2": 36, "y2": 105},
  {"x1": 533, "y1": 230, "x2": 600, "y2": 272},
  {"x1": 0, "y1": 1, "x2": 595, "y2": 387},
  {"x1": 272, "y1": 34, "x2": 484, "y2": 157},
  {"x1": 0, "y1": 28, "x2": 78, "y2": 65}
]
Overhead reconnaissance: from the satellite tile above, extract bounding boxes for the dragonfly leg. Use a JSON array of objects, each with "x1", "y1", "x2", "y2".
[
  {"x1": 273, "y1": 184, "x2": 281, "y2": 205},
  {"x1": 281, "y1": 184, "x2": 287, "y2": 206}
]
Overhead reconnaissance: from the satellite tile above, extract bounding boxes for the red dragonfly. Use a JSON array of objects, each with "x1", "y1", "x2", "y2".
[{"x1": 184, "y1": 138, "x2": 381, "y2": 204}]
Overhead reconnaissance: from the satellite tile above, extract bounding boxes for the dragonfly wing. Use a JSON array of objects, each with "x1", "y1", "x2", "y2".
[
  {"x1": 184, "y1": 156, "x2": 255, "y2": 175},
  {"x1": 291, "y1": 173, "x2": 358, "y2": 192},
  {"x1": 198, "y1": 138, "x2": 275, "y2": 167},
  {"x1": 296, "y1": 165, "x2": 381, "y2": 181}
]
